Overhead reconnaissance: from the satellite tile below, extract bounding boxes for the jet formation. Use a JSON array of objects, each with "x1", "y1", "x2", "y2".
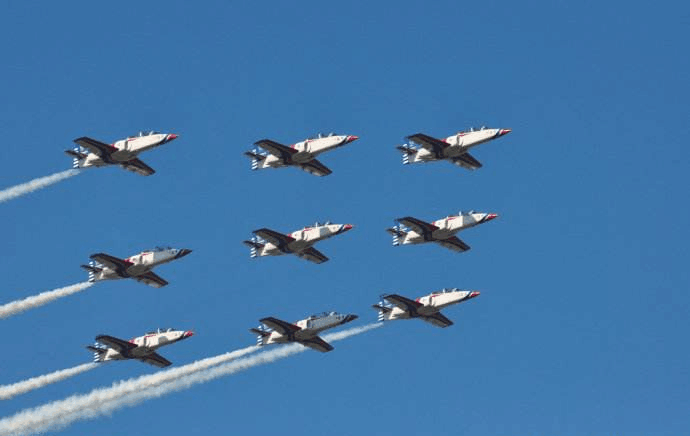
[
  {"x1": 244, "y1": 222, "x2": 353, "y2": 264},
  {"x1": 82, "y1": 247, "x2": 192, "y2": 288},
  {"x1": 397, "y1": 126, "x2": 511, "y2": 169},
  {"x1": 87, "y1": 328, "x2": 194, "y2": 368},
  {"x1": 250, "y1": 311, "x2": 358, "y2": 352},
  {"x1": 387, "y1": 211, "x2": 497, "y2": 252},
  {"x1": 245, "y1": 133, "x2": 358, "y2": 176},
  {"x1": 65, "y1": 131, "x2": 179, "y2": 176}
]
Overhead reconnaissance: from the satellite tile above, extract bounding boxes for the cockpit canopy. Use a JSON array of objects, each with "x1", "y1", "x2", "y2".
[
  {"x1": 130, "y1": 130, "x2": 160, "y2": 138},
  {"x1": 457, "y1": 210, "x2": 476, "y2": 216},
  {"x1": 306, "y1": 311, "x2": 338, "y2": 320},
  {"x1": 459, "y1": 126, "x2": 487, "y2": 134},
  {"x1": 308, "y1": 132, "x2": 337, "y2": 140},
  {"x1": 146, "y1": 327, "x2": 176, "y2": 335},
  {"x1": 148, "y1": 246, "x2": 173, "y2": 252},
  {"x1": 310, "y1": 220, "x2": 332, "y2": 227}
]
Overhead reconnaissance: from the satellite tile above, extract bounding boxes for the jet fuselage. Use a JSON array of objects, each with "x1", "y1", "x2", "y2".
[
  {"x1": 100, "y1": 329, "x2": 194, "y2": 362},
  {"x1": 91, "y1": 248, "x2": 192, "y2": 281},
  {"x1": 398, "y1": 212, "x2": 497, "y2": 245},
  {"x1": 383, "y1": 289, "x2": 480, "y2": 321},
  {"x1": 263, "y1": 312, "x2": 358, "y2": 345},
  {"x1": 408, "y1": 128, "x2": 510, "y2": 163},
  {"x1": 259, "y1": 224, "x2": 353, "y2": 256},
  {"x1": 260, "y1": 134, "x2": 357, "y2": 168},
  {"x1": 80, "y1": 132, "x2": 178, "y2": 168}
]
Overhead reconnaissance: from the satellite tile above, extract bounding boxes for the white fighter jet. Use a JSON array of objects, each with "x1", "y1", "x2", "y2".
[
  {"x1": 81, "y1": 247, "x2": 192, "y2": 288},
  {"x1": 65, "y1": 131, "x2": 179, "y2": 176},
  {"x1": 87, "y1": 328, "x2": 194, "y2": 368},
  {"x1": 372, "y1": 288, "x2": 480, "y2": 328},
  {"x1": 245, "y1": 132, "x2": 359, "y2": 176},
  {"x1": 243, "y1": 221, "x2": 353, "y2": 264},
  {"x1": 386, "y1": 211, "x2": 497, "y2": 252},
  {"x1": 250, "y1": 312, "x2": 358, "y2": 352},
  {"x1": 397, "y1": 127, "x2": 511, "y2": 170}
]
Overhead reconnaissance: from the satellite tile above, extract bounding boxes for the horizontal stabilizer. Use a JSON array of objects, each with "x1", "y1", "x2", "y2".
[
  {"x1": 396, "y1": 145, "x2": 417, "y2": 165},
  {"x1": 243, "y1": 238, "x2": 264, "y2": 258},
  {"x1": 371, "y1": 304, "x2": 392, "y2": 313},
  {"x1": 86, "y1": 343, "x2": 107, "y2": 363},
  {"x1": 244, "y1": 150, "x2": 267, "y2": 160},
  {"x1": 396, "y1": 145, "x2": 417, "y2": 154},
  {"x1": 249, "y1": 328, "x2": 271, "y2": 338},
  {"x1": 65, "y1": 149, "x2": 87, "y2": 159},
  {"x1": 245, "y1": 149, "x2": 267, "y2": 170},
  {"x1": 386, "y1": 226, "x2": 406, "y2": 246}
]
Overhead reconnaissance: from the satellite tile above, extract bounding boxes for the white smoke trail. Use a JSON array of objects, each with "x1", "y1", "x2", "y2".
[
  {"x1": 0, "y1": 282, "x2": 94, "y2": 320},
  {"x1": 0, "y1": 323, "x2": 381, "y2": 436},
  {"x1": 0, "y1": 363, "x2": 97, "y2": 401},
  {"x1": 0, "y1": 169, "x2": 80, "y2": 204},
  {"x1": 0, "y1": 345, "x2": 260, "y2": 436}
]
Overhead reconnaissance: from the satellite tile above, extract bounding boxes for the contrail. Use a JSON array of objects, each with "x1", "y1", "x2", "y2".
[
  {"x1": 0, "y1": 282, "x2": 94, "y2": 319},
  {"x1": 0, "y1": 323, "x2": 381, "y2": 436},
  {"x1": 0, "y1": 169, "x2": 80, "y2": 204},
  {"x1": 0, "y1": 363, "x2": 97, "y2": 401}
]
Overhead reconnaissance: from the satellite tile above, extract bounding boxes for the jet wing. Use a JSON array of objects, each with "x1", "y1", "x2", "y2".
[
  {"x1": 121, "y1": 158, "x2": 156, "y2": 176},
  {"x1": 296, "y1": 247, "x2": 329, "y2": 264},
  {"x1": 383, "y1": 294, "x2": 423, "y2": 315},
  {"x1": 298, "y1": 159, "x2": 333, "y2": 177},
  {"x1": 260, "y1": 317, "x2": 301, "y2": 336},
  {"x1": 133, "y1": 271, "x2": 169, "y2": 288},
  {"x1": 451, "y1": 152, "x2": 483, "y2": 170},
  {"x1": 407, "y1": 133, "x2": 449, "y2": 159},
  {"x1": 396, "y1": 217, "x2": 438, "y2": 240},
  {"x1": 420, "y1": 312, "x2": 454, "y2": 328},
  {"x1": 436, "y1": 236, "x2": 471, "y2": 253},
  {"x1": 89, "y1": 253, "x2": 133, "y2": 276},
  {"x1": 74, "y1": 137, "x2": 118, "y2": 162},
  {"x1": 253, "y1": 228, "x2": 295, "y2": 250},
  {"x1": 95, "y1": 335, "x2": 137, "y2": 355},
  {"x1": 138, "y1": 352, "x2": 172, "y2": 368},
  {"x1": 254, "y1": 139, "x2": 296, "y2": 162},
  {"x1": 299, "y1": 336, "x2": 334, "y2": 353}
]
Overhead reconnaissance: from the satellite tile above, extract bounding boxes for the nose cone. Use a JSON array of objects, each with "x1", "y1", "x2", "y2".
[
  {"x1": 468, "y1": 291, "x2": 480, "y2": 299},
  {"x1": 345, "y1": 135, "x2": 359, "y2": 143},
  {"x1": 183, "y1": 331, "x2": 194, "y2": 339},
  {"x1": 483, "y1": 213, "x2": 498, "y2": 222},
  {"x1": 165, "y1": 133, "x2": 179, "y2": 143},
  {"x1": 340, "y1": 224, "x2": 354, "y2": 233},
  {"x1": 176, "y1": 248, "x2": 193, "y2": 258},
  {"x1": 498, "y1": 129, "x2": 511, "y2": 137}
]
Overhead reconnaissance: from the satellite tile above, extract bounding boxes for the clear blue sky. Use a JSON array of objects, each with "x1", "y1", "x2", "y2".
[{"x1": 1, "y1": 1, "x2": 689, "y2": 435}]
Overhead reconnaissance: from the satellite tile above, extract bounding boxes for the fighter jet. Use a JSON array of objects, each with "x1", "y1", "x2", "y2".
[
  {"x1": 397, "y1": 127, "x2": 511, "y2": 170},
  {"x1": 87, "y1": 328, "x2": 194, "y2": 368},
  {"x1": 243, "y1": 222, "x2": 353, "y2": 264},
  {"x1": 245, "y1": 132, "x2": 359, "y2": 176},
  {"x1": 372, "y1": 288, "x2": 480, "y2": 328},
  {"x1": 81, "y1": 247, "x2": 192, "y2": 288},
  {"x1": 386, "y1": 211, "x2": 497, "y2": 253},
  {"x1": 250, "y1": 312, "x2": 358, "y2": 352},
  {"x1": 65, "y1": 131, "x2": 179, "y2": 176}
]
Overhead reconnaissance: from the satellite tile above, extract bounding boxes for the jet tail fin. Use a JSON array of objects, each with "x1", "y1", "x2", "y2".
[
  {"x1": 244, "y1": 149, "x2": 267, "y2": 171},
  {"x1": 372, "y1": 298, "x2": 394, "y2": 322},
  {"x1": 249, "y1": 325, "x2": 271, "y2": 346},
  {"x1": 65, "y1": 147, "x2": 87, "y2": 169},
  {"x1": 242, "y1": 237, "x2": 264, "y2": 258},
  {"x1": 86, "y1": 343, "x2": 107, "y2": 363},
  {"x1": 80, "y1": 261, "x2": 102, "y2": 283},
  {"x1": 386, "y1": 225, "x2": 406, "y2": 246},
  {"x1": 396, "y1": 144, "x2": 417, "y2": 165}
]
